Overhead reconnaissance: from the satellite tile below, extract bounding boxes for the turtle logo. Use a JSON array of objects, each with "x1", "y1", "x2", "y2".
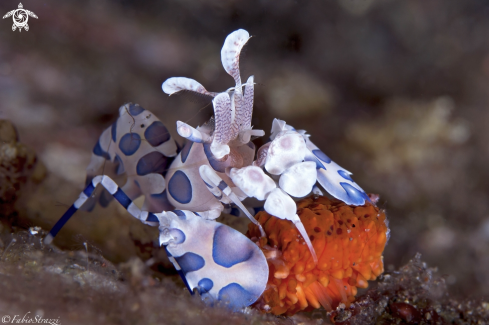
[{"x1": 2, "y1": 3, "x2": 38, "y2": 32}]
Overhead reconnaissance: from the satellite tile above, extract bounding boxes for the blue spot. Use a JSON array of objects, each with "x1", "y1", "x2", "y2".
[
  {"x1": 180, "y1": 141, "x2": 193, "y2": 163},
  {"x1": 145, "y1": 121, "x2": 171, "y2": 147},
  {"x1": 111, "y1": 121, "x2": 117, "y2": 142},
  {"x1": 136, "y1": 152, "x2": 168, "y2": 176},
  {"x1": 340, "y1": 183, "x2": 368, "y2": 205},
  {"x1": 203, "y1": 180, "x2": 213, "y2": 189},
  {"x1": 134, "y1": 180, "x2": 141, "y2": 188},
  {"x1": 203, "y1": 143, "x2": 227, "y2": 173},
  {"x1": 119, "y1": 133, "x2": 141, "y2": 156},
  {"x1": 218, "y1": 283, "x2": 258, "y2": 308},
  {"x1": 169, "y1": 229, "x2": 186, "y2": 244},
  {"x1": 168, "y1": 171, "x2": 192, "y2": 204},
  {"x1": 313, "y1": 149, "x2": 332, "y2": 164},
  {"x1": 212, "y1": 226, "x2": 254, "y2": 268},
  {"x1": 198, "y1": 278, "x2": 214, "y2": 294},
  {"x1": 338, "y1": 170, "x2": 353, "y2": 181},
  {"x1": 173, "y1": 210, "x2": 187, "y2": 220},
  {"x1": 114, "y1": 154, "x2": 125, "y2": 175},
  {"x1": 93, "y1": 141, "x2": 110, "y2": 160},
  {"x1": 113, "y1": 188, "x2": 131, "y2": 209},
  {"x1": 217, "y1": 181, "x2": 228, "y2": 191},
  {"x1": 304, "y1": 151, "x2": 325, "y2": 169},
  {"x1": 174, "y1": 252, "x2": 205, "y2": 276},
  {"x1": 146, "y1": 213, "x2": 159, "y2": 222},
  {"x1": 128, "y1": 104, "x2": 145, "y2": 116},
  {"x1": 246, "y1": 142, "x2": 255, "y2": 150}
]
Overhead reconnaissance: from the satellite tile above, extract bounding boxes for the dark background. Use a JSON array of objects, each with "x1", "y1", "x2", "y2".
[{"x1": 1, "y1": 0, "x2": 489, "y2": 302}]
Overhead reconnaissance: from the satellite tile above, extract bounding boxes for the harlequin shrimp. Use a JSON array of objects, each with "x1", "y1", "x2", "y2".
[{"x1": 43, "y1": 28, "x2": 380, "y2": 312}]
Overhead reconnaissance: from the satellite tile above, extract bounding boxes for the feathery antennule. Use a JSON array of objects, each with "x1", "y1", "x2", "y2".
[
  {"x1": 229, "y1": 91, "x2": 242, "y2": 140},
  {"x1": 210, "y1": 93, "x2": 233, "y2": 158},
  {"x1": 239, "y1": 75, "x2": 255, "y2": 131},
  {"x1": 221, "y1": 29, "x2": 250, "y2": 89},
  {"x1": 162, "y1": 77, "x2": 218, "y2": 97}
]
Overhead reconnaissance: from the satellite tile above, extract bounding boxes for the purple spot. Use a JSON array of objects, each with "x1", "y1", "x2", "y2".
[
  {"x1": 93, "y1": 141, "x2": 110, "y2": 160},
  {"x1": 169, "y1": 228, "x2": 186, "y2": 244},
  {"x1": 146, "y1": 213, "x2": 159, "y2": 222},
  {"x1": 168, "y1": 171, "x2": 192, "y2": 204},
  {"x1": 144, "y1": 121, "x2": 171, "y2": 147},
  {"x1": 111, "y1": 121, "x2": 117, "y2": 142},
  {"x1": 218, "y1": 283, "x2": 259, "y2": 309},
  {"x1": 313, "y1": 149, "x2": 332, "y2": 164},
  {"x1": 217, "y1": 181, "x2": 228, "y2": 191},
  {"x1": 180, "y1": 141, "x2": 193, "y2": 163},
  {"x1": 114, "y1": 154, "x2": 125, "y2": 174},
  {"x1": 212, "y1": 226, "x2": 254, "y2": 268},
  {"x1": 174, "y1": 252, "x2": 205, "y2": 276},
  {"x1": 119, "y1": 133, "x2": 141, "y2": 156},
  {"x1": 198, "y1": 278, "x2": 214, "y2": 294},
  {"x1": 340, "y1": 183, "x2": 368, "y2": 205},
  {"x1": 172, "y1": 210, "x2": 187, "y2": 220},
  {"x1": 338, "y1": 170, "x2": 353, "y2": 181},
  {"x1": 128, "y1": 104, "x2": 145, "y2": 116},
  {"x1": 136, "y1": 151, "x2": 168, "y2": 175}
]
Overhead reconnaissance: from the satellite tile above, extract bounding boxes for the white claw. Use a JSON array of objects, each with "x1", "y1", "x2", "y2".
[
  {"x1": 229, "y1": 166, "x2": 276, "y2": 201},
  {"x1": 264, "y1": 188, "x2": 297, "y2": 220},
  {"x1": 279, "y1": 161, "x2": 317, "y2": 197},
  {"x1": 264, "y1": 188, "x2": 318, "y2": 264},
  {"x1": 264, "y1": 131, "x2": 307, "y2": 175},
  {"x1": 290, "y1": 215, "x2": 318, "y2": 264}
]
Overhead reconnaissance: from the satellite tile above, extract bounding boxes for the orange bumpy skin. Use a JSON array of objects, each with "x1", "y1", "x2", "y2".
[{"x1": 248, "y1": 196, "x2": 389, "y2": 316}]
